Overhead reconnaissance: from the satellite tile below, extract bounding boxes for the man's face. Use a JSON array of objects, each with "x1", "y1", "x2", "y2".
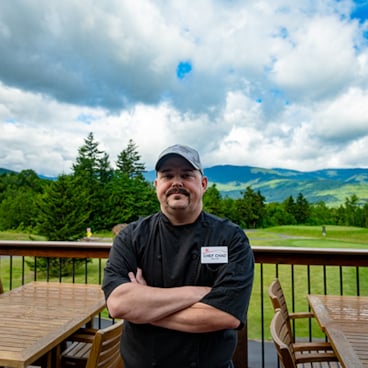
[{"x1": 154, "y1": 156, "x2": 207, "y2": 217}]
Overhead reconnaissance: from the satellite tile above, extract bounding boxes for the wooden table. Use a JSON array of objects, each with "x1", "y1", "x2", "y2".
[
  {"x1": 0, "y1": 282, "x2": 106, "y2": 368},
  {"x1": 307, "y1": 294, "x2": 368, "y2": 368}
]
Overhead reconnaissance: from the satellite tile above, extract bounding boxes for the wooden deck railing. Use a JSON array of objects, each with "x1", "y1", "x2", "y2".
[
  {"x1": 1, "y1": 240, "x2": 368, "y2": 368},
  {"x1": 2, "y1": 240, "x2": 368, "y2": 265}
]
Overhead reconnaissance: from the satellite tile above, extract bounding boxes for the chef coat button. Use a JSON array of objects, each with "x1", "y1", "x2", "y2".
[{"x1": 191, "y1": 253, "x2": 198, "y2": 260}]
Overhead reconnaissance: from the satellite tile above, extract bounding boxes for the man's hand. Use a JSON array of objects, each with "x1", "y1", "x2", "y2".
[{"x1": 128, "y1": 268, "x2": 147, "y2": 285}]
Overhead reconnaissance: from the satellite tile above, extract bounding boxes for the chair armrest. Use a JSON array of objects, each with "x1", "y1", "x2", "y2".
[
  {"x1": 289, "y1": 311, "x2": 314, "y2": 319},
  {"x1": 293, "y1": 341, "x2": 334, "y2": 352},
  {"x1": 67, "y1": 327, "x2": 97, "y2": 343},
  {"x1": 295, "y1": 351, "x2": 339, "y2": 364},
  {"x1": 74, "y1": 327, "x2": 97, "y2": 335}
]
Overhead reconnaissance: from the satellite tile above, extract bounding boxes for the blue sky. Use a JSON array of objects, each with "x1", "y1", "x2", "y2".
[{"x1": 0, "y1": 0, "x2": 368, "y2": 176}]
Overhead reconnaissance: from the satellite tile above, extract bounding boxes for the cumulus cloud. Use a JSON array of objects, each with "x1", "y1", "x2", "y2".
[
  {"x1": 0, "y1": 0, "x2": 368, "y2": 176},
  {"x1": 271, "y1": 15, "x2": 358, "y2": 101}
]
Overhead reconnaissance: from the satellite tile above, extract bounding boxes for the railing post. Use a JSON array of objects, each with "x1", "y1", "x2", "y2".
[{"x1": 233, "y1": 322, "x2": 248, "y2": 368}]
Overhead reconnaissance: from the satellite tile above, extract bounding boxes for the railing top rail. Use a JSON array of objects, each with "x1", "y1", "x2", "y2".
[
  {"x1": 252, "y1": 245, "x2": 368, "y2": 266},
  {"x1": 0, "y1": 240, "x2": 111, "y2": 258},
  {"x1": 0, "y1": 240, "x2": 110, "y2": 246},
  {"x1": 0, "y1": 240, "x2": 368, "y2": 266}
]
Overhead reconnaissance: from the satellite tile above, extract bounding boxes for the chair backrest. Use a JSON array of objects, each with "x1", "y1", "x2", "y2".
[
  {"x1": 86, "y1": 320, "x2": 124, "y2": 368},
  {"x1": 268, "y1": 279, "x2": 292, "y2": 334},
  {"x1": 270, "y1": 310, "x2": 296, "y2": 368}
]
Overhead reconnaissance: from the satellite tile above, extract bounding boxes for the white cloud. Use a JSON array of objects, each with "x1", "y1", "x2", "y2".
[
  {"x1": 271, "y1": 15, "x2": 357, "y2": 101},
  {"x1": 0, "y1": 0, "x2": 367, "y2": 176},
  {"x1": 314, "y1": 88, "x2": 368, "y2": 141}
]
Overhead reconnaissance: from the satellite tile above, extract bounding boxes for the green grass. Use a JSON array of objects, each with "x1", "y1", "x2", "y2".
[
  {"x1": 247, "y1": 225, "x2": 368, "y2": 248},
  {"x1": 0, "y1": 230, "x2": 47, "y2": 241},
  {"x1": 245, "y1": 225, "x2": 368, "y2": 339},
  {"x1": 1, "y1": 225, "x2": 368, "y2": 340}
]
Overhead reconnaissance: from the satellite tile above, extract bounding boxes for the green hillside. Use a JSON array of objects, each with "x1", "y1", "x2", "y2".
[
  {"x1": 204, "y1": 166, "x2": 368, "y2": 206},
  {"x1": 3, "y1": 165, "x2": 368, "y2": 206}
]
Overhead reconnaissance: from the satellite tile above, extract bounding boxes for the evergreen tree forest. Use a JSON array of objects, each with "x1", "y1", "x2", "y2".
[{"x1": 0, "y1": 132, "x2": 367, "y2": 241}]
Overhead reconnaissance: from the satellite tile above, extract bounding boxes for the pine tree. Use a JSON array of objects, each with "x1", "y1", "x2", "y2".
[
  {"x1": 203, "y1": 184, "x2": 224, "y2": 217},
  {"x1": 37, "y1": 174, "x2": 90, "y2": 240},
  {"x1": 106, "y1": 139, "x2": 157, "y2": 228},
  {"x1": 283, "y1": 196, "x2": 297, "y2": 224},
  {"x1": 294, "y1": 192, "x2": 310, "y2": 224},
  {"x1": 72, "y1": 132, "x2": 112, "y2": 230},
  {"x1": 34, "y1": 174, "x2": 91, "y2": 276},
  {"x1": 116, "y1": 139, "x2": 146, "y2": 178},
  {"x1": 72, "y1": 132, "x2": 104, "y2": 178},
  {"x1": 236, "y1": 186, "x2": 266, "y2": 228}
]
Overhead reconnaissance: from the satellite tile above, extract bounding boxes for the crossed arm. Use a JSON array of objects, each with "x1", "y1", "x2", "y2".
[{"x1": 106, "y1": 268, "x2": 240, "y2": 333}]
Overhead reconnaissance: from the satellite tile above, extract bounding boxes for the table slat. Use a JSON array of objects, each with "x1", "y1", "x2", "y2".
[
  {"x1": 0, "y1": 282, "x2": 106, "y2": 368},
  {"x1": 308, "y1": 295, "x2": 368, "y2": 368}
]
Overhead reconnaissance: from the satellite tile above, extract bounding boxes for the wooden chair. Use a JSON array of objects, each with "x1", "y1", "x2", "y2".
[
  {"x1": 61, "y1": 320, "x2": 124, "y2": 368},
  {"x1": 269, "y1": 279, "x2": 340, "y2": 366},
  {"x1": 268, "y1": 279, "x2": 338, "y2": 354},
  {"x1": 270, "y1": 310, "x2": 341, "y2": 368},
  {"x1": 268, "y1": 278, "x2": 316, "y2": 342}
]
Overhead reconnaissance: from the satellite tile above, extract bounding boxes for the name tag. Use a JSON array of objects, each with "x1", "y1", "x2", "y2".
[{"x1": 201, "y1": 246, "x2": 228, "y2": 264}]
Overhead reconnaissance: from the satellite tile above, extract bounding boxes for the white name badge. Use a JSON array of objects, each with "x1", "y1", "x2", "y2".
[{"x1": 201, "y1": 246, "x2": 228, "y2": 264}]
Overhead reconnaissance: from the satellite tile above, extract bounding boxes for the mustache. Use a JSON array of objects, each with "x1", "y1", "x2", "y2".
[{"x1": 166, "y1": 187, "x2": 190, "y2": 197}]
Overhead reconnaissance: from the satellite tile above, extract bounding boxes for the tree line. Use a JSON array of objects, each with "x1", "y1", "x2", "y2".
[{"x1": 1, "y1": 132, "x2": 367, "y2": 241}]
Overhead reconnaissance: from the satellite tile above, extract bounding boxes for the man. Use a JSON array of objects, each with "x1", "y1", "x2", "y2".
[{"x1": 102, "y1": 144, "x2": 254, "y2": 368}]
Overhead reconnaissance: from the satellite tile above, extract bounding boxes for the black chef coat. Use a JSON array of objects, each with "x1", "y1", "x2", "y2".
[{"x1": 103, "y1": 211, "x2": 254, "y2": 368}]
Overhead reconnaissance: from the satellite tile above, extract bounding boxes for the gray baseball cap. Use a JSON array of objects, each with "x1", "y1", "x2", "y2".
[{"x1": 155, "y1": 144, "x2": 203, "y2": 174}]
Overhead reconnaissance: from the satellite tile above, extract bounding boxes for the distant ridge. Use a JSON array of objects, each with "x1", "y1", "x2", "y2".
[
  {"x1": 2, "y1": 166, "x2": 367, "y2": 206},
  {"x1": 144, "y1": 165, "x2": 368, "y2": 206},
  {"x1": 0, "y1": 168, "x2": 14, "y2": 175},
  {"x1": 0, "y1": 167, "x2": 56, "y2": 181}
]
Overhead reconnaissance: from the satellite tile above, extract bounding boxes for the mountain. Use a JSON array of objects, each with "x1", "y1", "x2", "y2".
[
  {"x1": 0, "y1": 168, "x2": 14, "y2": 175},
  {"x1": 2, "y1": 166, "x2": 367, "y2": 206},
  {"x1": 0, "y1": 167, "x2": 56, "y2": 181},
  {"x1": 144, "y1": 165, "x2": 368, "y2": 206}
]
